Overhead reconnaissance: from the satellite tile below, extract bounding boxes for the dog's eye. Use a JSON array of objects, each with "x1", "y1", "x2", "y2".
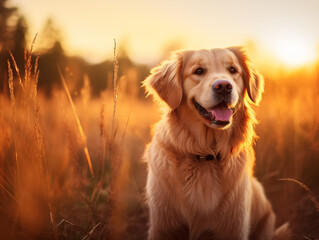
[
  {"x1": 228, "y1": 66, "x2": 237, "y2": 74},
  {"x1": 194, "y1": 67, "x2": 205, "y2": 75}
]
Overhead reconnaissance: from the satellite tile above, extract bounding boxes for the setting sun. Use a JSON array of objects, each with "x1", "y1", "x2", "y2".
[{"x1": 271, "y1": 36, "x2": 317, "y2": 67}]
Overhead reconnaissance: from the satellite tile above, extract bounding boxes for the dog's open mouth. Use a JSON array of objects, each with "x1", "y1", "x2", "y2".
[{"x1": 193, "y1": 100, "x2": 233, "y2": 126}]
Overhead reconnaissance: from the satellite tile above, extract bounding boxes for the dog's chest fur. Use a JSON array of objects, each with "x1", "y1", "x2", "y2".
[
  {"x1": 147, "y1": 143, "x2": 251, "y2": 237},
  {"x1": 177, "y1": 159, "x2": 225, "y2": 216},
  {"x1": 174, "y1": 152, "x2": 248, "y2": 214}
]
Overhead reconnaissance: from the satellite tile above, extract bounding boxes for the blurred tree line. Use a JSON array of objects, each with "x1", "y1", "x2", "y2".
[{"x1": 0, "y1": 0, "x2": 150, "y2": 98}]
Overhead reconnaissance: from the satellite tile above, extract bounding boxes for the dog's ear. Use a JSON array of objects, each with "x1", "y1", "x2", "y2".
[
  {"x1": 228, "y1": 47, "x2": 264, "y2": 105},
  {"x1": 143, "y1": 53, "x2": 183, "y2": 109}
]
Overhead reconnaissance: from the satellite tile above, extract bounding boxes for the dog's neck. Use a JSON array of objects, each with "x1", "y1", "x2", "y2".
[{"x1": 159, "y1": 100, "x2": 256, "y2": 161}]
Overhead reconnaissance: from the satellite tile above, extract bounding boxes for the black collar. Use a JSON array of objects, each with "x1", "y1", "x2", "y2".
[{"x1": 194, "y1": 152, "x2": 222, "y2": 161}]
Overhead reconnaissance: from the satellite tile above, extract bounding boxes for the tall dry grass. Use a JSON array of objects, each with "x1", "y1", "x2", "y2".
[
  {"x1": 1, "y1": 35, "x2": 50, "y2": 238},
  {"x1": 254, "y1": 70, "x2": 319, "y2": 238},
  {"x1": 0, "y1": 40, "x2": 318, "y2": 240},
  {"x1": 0, "y1": 39, "x2": 157, "y2": 239}
]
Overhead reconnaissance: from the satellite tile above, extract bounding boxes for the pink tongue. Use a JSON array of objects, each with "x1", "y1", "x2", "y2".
[{"x1": 210, "y1": 106, "x2": 232, "y2": 121}]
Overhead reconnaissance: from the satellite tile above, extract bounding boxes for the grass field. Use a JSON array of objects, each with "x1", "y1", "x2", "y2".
[{"x1": 0, "y1": 44, "x2": 319, "y2": 240}]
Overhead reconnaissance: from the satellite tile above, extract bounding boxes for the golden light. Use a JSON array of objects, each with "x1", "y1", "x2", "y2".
[{"x1": 271, "y1": 36, "x2": 317, "y2": 67}]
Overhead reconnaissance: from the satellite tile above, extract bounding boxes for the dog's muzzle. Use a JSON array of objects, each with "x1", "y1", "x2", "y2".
[{"x1": 193, "y1": 100, "x2": 234, "y2": 127}]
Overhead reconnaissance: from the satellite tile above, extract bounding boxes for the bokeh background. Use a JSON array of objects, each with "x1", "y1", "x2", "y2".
[{"x1": 0, "y1": 0, "x2": 319, "y2": 239}]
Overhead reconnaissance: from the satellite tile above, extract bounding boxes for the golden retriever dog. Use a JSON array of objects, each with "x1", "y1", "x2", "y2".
[{"x1": 143, "y1": 47, "x2": 291, "y2": 240}]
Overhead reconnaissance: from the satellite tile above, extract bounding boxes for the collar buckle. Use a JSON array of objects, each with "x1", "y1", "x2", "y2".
[{"x1": 195, "y1": 153, "x2": 221, "y2": 161}]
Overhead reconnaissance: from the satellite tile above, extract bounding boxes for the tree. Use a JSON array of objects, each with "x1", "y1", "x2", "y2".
[
  {"x1": 0, "y1": 0, "x2": 18, "y2": 93},
  {"x1": 12, "y1": 16, "x2": 27, "y2": 51},
  {"x1": 0, "y1": 0, "x2": 28, "y2": 94},
  {"x1": 38, "y1": 18, "x2": 63, "y2": 52},
  {"x1": 10, "y1": 16, "x2": 27, "y2": 75},
  {"x1": 0, "y1": 0, "x2": 17, "y2": 51}
]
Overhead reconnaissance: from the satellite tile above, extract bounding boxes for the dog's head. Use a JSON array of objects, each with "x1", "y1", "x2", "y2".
[{"x1": 144, "y1": 47, "x2": 264, "y2": 129}]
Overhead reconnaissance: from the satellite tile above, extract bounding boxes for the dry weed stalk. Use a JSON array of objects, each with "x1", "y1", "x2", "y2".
[
  {"x1": 110, "y1": 39, "x2": 120, "y2": 160},
  {"x1": 81, "y1": 222, "x2": 101, "y2": 240},
  {"x1": 100, "y1": 102, "x2": 106, "y2": 179},
  {"x1": 279, "y1": 178, "x2": 319, "y2": 212},
  {"x1": 58, "y1": 67, "x2": 94, "y2": 176},
  {"x1": 7, "y1": 61, "x2": 20, "y2": 187},
  {"x1": 8, "y1": 52, "x2": 24, "y2": 92}
]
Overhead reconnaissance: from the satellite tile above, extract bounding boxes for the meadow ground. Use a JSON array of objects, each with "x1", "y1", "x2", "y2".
[{"x1": 0, "y1": 48, "x2": 319, "y2": 240}]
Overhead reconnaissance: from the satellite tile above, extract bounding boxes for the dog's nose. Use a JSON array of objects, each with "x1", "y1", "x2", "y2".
[{"x1": 212, "y1": 80, "x2": 233, "y2": 95}]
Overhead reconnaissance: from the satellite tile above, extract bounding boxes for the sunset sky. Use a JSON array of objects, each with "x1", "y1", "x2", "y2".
[{"x1": 10, "y1": 0, "x2": 319, "y2": 66}]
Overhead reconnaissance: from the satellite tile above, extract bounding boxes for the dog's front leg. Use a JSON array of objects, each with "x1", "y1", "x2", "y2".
[
  {"x1": 249, "y1": 178, "x2": 275, "y2": 240},
  {"x1": 148, "y1": 196, "x2": 189, "y2": 240},
  {"x1": 213, "y1": 177, "x2": 252, "y2": 240},
  {"x1": 224, "y1": 207, "x2": 250, "y2": 240},
  {"x1": 147, "y1": 172, "x2": 188, "y2": 240},
  {"x1": 148, "y1": 216, "x2": 189, "y2": 240}
]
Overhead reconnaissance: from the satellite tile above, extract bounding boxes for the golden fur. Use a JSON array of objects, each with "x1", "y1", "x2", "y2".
[{"x1": 143, "y1": 47, "x2": 290, "y2": 240}]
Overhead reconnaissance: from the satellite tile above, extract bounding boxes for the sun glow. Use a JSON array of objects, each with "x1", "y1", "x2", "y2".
[{"x1": 271, "y1": 36, "x2": 317, "y2": 67}]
